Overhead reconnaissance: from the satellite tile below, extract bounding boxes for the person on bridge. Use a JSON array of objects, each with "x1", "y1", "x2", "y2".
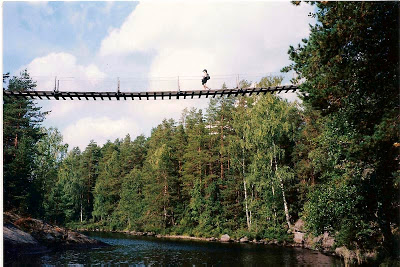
[{"x1": 202, "y1": 69, "x2": 210, "y2": 90}]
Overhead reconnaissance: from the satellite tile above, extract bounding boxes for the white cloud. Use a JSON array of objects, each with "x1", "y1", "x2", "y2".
[
  {"x1": 63, "y1": 116, "x2": 140, "y2": 150},
  {"x1": 100, "y1": 2, "x2": 313, "y2": 82},
  {"x1": 16, "y1": 2, "x2": 314, "y2": 150},
  {"x1": 20, "y1": 52, "x2": 106, "y2": 91}
]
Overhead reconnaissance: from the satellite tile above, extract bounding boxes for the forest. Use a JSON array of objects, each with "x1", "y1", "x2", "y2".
[{"x1": 3, "y1": 1, "x2": 399, "y2": 262}]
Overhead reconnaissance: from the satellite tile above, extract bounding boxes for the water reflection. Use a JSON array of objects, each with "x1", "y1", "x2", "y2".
[{"x1": 7, "y1": 232, "x2": 344, "y2": 266}]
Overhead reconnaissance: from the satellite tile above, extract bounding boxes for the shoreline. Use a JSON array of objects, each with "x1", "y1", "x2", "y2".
[
  {"x1": 78, "y1": 228, "x2": 338, "y2": 255},
  {"x1": 75, "y1": 228, "x2": 381, "y2": 265},
  {"x1": 3, "y1": 212, "x2": 109, "y2": 259}
]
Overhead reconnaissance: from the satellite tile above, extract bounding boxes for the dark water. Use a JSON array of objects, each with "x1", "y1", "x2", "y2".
[{"x1": 8, "y1": 232, "x2": 343, "y2": 266}]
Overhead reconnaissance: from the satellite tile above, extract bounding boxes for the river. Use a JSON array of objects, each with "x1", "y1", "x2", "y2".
[{"x1": 8, "y1": 231, "x2": 344, "y2": 266}]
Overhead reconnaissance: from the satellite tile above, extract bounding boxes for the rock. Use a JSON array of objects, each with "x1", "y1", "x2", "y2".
[
  {"x1": 3, "y1": 223, "x2": 49, "y2": 256},
  {"x1": 293, "y1": 231, "x2": 305, "y2": 245},
  {"x1": 335, "y1": 246, "x2": 357, "y2": 265},
  {"x1": 294, "y1": 219, "x2": 305, "y2": 232},
  {"x1": 312, "y1": 235, "x2": 322, "y2": 244},
  {"x1": 207, "y1": 237, "x2": 217, "y2": 242},
  {"x1": 147, "y1": 232, "x2": 155, "y2": 236},
  {"x1": 220, "y1": 234, "x2": 231, "y2": 242},
  {"x1": 4, "y1": 223, "x2": 39, "y2": 246},
  {"x1": 322, "y1": 232, "x2": 335, "y2": 250},
  {"x1": 45, "y1": 233, "x2": 56, "y2": 242},
  {"x1": 136, "y1": 232, "x2": 145, "y2": 236},
  {"x1": 4, "y1": 212, "x2": 108, "y2": 258},
  {"x1": 239, "y1": 236, "x2": 249, "y2": 243}
]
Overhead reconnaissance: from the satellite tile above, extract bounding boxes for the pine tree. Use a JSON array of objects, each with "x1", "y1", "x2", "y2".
[
  {"x1": 285, "y1": 1, "x2": 399, "y2": 252},
  {"x1": 3, "y1": 70, "x2": 47, "y2": 214},
  {"x1": 119, "y1": 168, "x2": 146, "y2": 230},
  {"x1": 34, "y1": 127, "x2": 68, "y2": 219},
  {"x1": 142, "y1": 119, "x2": 180, "y2": 231},
  {"x1": 55, "y1": 147, "x2": 83, "y2": 223}
]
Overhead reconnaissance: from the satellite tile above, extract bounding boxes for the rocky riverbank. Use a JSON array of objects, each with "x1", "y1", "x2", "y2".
[
  {"x1": 75, "y1": 219, "x2": 378, "y2": 265},
  {"x1": 3, "y1": 212, "x2": 108, "y2": 258}
]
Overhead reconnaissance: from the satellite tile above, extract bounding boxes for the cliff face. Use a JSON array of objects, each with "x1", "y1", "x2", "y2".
[{"x1": 3, "y1": 212, "x2": 108, "y2": 258}]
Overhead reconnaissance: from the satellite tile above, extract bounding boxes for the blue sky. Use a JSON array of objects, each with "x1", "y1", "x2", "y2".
[
  {"x1": 3, "y1": 1, "x2": 315, "y2": 150},
  {"x1": 4, "y1": 2, "x2": 137, "y2": 73}
]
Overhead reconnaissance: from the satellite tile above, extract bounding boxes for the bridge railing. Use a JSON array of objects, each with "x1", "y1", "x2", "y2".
[{"x1": 11, "y1": 72, "x2": 297, "y2": 93}]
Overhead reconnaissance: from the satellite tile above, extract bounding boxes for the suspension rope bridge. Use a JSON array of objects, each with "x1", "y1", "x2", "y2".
[
  {"x1": 3, "y1": 72, "x2": 299, "y2": 100},
  {"x1": 3, "y1": 85, "x2": 299, "y2": 100}
]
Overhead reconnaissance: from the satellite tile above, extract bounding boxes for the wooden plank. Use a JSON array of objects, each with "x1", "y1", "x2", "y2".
[
  {"x1": 26, "y1": 91, "x2": 35, "y2": 99},
  {"x1": 3, "y1": 86, "x2": 298, "y2": 101},
  {"x1": 67, "y1": 92, "x2": 73, "y2": 100},
  {"x1": 35, "y1": 91, "x2": 43, "y2": 99},
  {"x1": 213, "y1": 90, "x2": 218, "y2": 98}
]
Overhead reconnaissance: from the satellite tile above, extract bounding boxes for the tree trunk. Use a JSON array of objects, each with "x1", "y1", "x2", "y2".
[
  {"x1": 163, "y1": 173, "x2": 168, "y2": 227},
  {"x1": 80, "y1": 201, "x2": 83, "y2": 222},
  {"x1": 220, "y1": 114, "x2": 224, "y2": 180},
  {"x1": 243, "y1": 179, "x2": 251, "y2": 230},
  {"x1": 279, "y1": 177, "x2": 291, "y2": 229},
  {"x1": 270, "y1": 157, "x2": 277, "y2": 221},
  {"x1": 273, "y1": 142, "x2": 291, "y2": 229},
  {"x1": 242, "y1": 139, "x2": 251, "y2": 230}
]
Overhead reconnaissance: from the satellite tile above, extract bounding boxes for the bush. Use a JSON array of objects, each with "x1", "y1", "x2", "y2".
[{"x1": 302, "y1": 181, "x2": 378, "y2": 249}]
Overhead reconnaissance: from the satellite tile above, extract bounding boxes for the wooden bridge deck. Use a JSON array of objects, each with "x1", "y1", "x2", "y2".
[{"x1": 3, "y1": 85, "x2": 298, "y2": 100}]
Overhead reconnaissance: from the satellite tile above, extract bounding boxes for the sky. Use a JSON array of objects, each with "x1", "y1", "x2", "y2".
[{"x1": 3, "y1": 1, "x2": 315, "y2": 150}]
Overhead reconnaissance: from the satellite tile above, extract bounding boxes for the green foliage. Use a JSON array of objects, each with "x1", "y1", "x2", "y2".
[
  {"x1": 34, "y1": 127, "x2": 68, "y2": 220},
  {"x1": 284, "y1": 1, "x2": 399, "y2": 255},
  {"x1": 4, "y1": 6, "x2": 399, "y2": 260},
  {"x1": 119, "y1": 169, "x2": 145, "y2": 230},
  {"x1": 3, "y1": 70, "x2": 47, "y2": 214}
]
